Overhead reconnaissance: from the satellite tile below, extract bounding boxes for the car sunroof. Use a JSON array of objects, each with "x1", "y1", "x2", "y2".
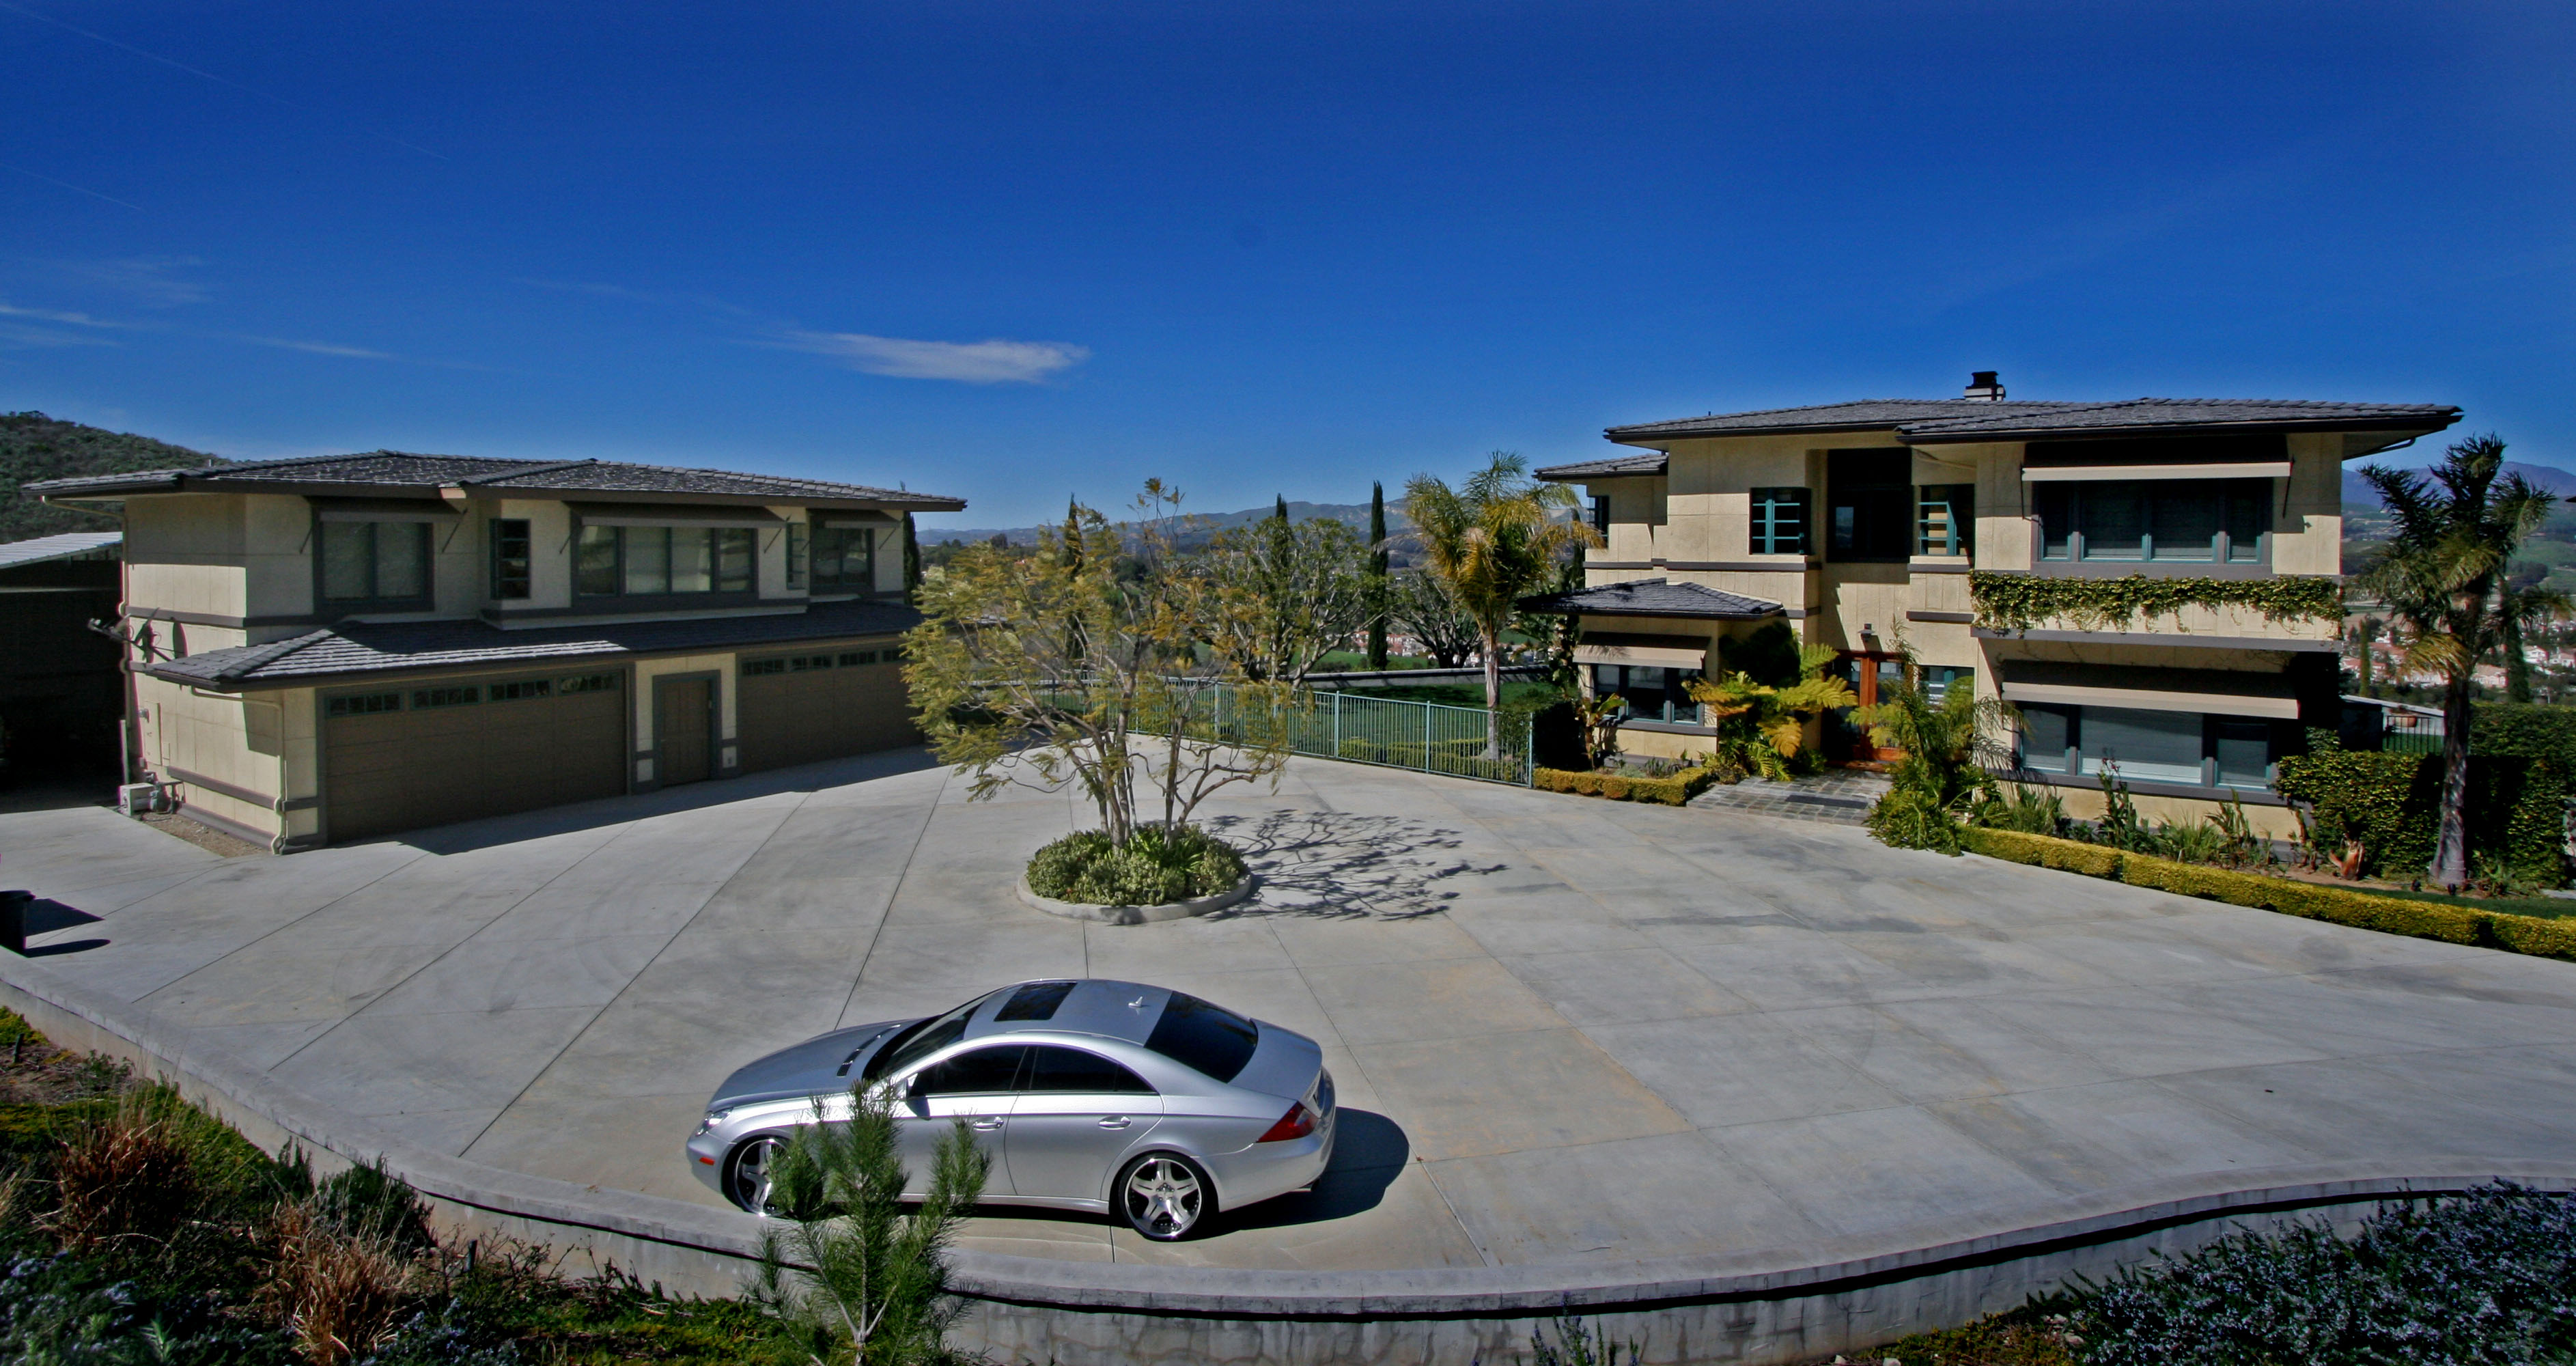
[{"x1": 994, "y1": 979, "x2": 1078, "y2": 1022}]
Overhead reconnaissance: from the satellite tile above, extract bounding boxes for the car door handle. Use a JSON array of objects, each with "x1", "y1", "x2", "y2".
[
  {"x1": 968, "y1": 1117, "x2": 1004, "y2": 1131},
  {"x1": 1095, "y1": 1117, "x2": 1130, "y2": 1129}
]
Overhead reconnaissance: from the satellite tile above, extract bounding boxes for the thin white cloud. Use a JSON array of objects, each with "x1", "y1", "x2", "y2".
[
  {"x1": 51, "y1": 256, "x2": 208, "y2": 307},
  {"x1": 776, "y1": 330, "x2": 1091, "y2": 384},
  {"x1": 235, "y1": 334, "x2": 400, "y2": 360},
  {"x1": 0, "y1": 321, "x2": 115, "y2": 348},
  {"x1": 0, "y1": 300, "x2": 135, "y2": 329}
]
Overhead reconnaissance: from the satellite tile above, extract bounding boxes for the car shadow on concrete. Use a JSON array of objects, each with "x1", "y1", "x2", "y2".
[
  {"x1": 1200, "y1": 811, "x2": 1504, "y2": 921},
  {"x1": 378, "y1": 746, "x2": 949, "y2": 856}
]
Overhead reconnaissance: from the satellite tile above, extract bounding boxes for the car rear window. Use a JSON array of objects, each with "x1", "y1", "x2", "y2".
[
  {"x1": 1143, "y1": 992, "x2": 1259, "y2": 1083},
  {"x1": 1024, "y1": 1045, "x2": 1156, "y2": 1094},
  {"x1": 994, "y1": 980, "x2": 1077, "y2": 1022}
]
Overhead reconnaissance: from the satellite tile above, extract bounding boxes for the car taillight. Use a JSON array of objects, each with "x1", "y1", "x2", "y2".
[{"x1": 1256, "y1": 1101, "x2": 1315, "y2": 1143}]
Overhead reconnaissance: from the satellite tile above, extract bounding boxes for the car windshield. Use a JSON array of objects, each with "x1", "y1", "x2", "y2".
[
  {"x1": 860, "y1": 988, "x2": 1003, "y2": 1084},
  {"x1": 1143, "y1": 992, "x2": 1260, "y2": 1083}
]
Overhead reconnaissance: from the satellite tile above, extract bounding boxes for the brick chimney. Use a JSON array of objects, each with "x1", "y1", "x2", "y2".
[{"x1": 1963, "y1": 371, "x2": 2005, "y2": 402}]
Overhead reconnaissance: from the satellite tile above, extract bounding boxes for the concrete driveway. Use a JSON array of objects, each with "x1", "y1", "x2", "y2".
[{"x1": 10, "y1": 751, "x2": 2576, "y2": 1273}]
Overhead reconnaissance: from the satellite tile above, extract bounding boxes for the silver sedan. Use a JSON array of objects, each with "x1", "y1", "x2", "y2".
[{"x1": 685, "y1": 979, "x2": 1336, "y2": 1240}]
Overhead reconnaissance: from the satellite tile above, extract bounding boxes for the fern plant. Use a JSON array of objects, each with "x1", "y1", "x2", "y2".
[{"x1": 1685, "y1": 643, "x2": 1858, "y2": 781}]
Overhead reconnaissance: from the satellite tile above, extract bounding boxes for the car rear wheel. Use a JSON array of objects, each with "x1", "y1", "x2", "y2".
[
  {"x1": 727, "y1": 1134, "x2": 788, "y2": 1214},
  {"x1": 1117, "y1": 1152, "x2": 1212, "y2": 1240}
]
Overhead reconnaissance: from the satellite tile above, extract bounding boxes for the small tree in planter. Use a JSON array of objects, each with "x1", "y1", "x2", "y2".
[{"x1": 904, "y1": 484, "x2": 1293, "y2": 903}]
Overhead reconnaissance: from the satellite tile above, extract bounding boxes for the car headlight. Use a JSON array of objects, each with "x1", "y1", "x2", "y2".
[{"x1": 693, "y1": 1109, "x2": 730, "y2": 1137}]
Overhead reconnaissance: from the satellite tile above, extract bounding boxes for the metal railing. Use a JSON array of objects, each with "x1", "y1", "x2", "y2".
[{"x1": 1202, "y1": 686, "x2": 1535, "y2": 786}]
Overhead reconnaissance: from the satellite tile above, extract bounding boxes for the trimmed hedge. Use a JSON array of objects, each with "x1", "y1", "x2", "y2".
[
  {"x1": 1534, "y1": 766, "x2": 1720, "y2": 807},
  {"x1": 2473, "y1": 701, "x2": 2576, "y2": 773},
  {"x1": 1960, "y1": 826, "x2": 2576, "y2": 962},
  {"x1": 2272, "y1": 750, "x2": 2567, "y2": 888}
]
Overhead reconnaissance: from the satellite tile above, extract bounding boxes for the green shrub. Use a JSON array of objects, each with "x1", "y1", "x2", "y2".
[
  {"x1": 2274, "y1": 751, "x2": 2567, "y2": 888},
  {"x1": 313, "y1": 1158, "x2": 435, "y2": 1256},
  {"x1": 1024, "y1": 825, "x2": 1247, "y2": 906},
  {"x1": 1959, "y1": 827, "x2": 2576, "y2": 962},
  {"x1": 2473, "y1": 700, "x2": 2576, "y2": 772},
  {"x1": 1530, "y1": 766, "x2": 1716, "y2": 807},
  {"x1": 1868, "y1": 786, "x2": 1963, "y2": 854}
]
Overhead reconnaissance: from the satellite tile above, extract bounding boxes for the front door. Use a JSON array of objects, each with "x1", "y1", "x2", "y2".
[
  {"x1": 656, "y1": 676, "x2": 714, "y2": 785},
  {"x1": 1828, "y1": 652, "x2": 1908, "y2": 764},
  {"x1": 897, "y1": 1044, "x2": 1024, "y2": 1196}
]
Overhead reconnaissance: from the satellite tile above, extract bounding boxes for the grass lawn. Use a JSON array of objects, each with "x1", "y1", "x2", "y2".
[
  {"x1": 1313, "y1": 650, "x2": 1440, "y2": 671},
  {"x1": 1320, "y1": 679, "x2": 1563, "y2": 710}
]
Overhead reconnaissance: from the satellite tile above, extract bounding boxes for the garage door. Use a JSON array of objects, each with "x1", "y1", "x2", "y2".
[
  {"x1": 323, "y1": 670, "x2": 627, "y2": 841},
  {"x1": 736, "y1": 645, "x2": 917, "y2": 773}
]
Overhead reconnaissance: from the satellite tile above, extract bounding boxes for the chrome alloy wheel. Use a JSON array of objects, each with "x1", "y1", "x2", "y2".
[
  {"x1": 1119, "y1": 1153, "x2": 1209, "y2": 1240},
  {"x1": 728, "y1": 1134, "x2": 787, "y2": 1214}
]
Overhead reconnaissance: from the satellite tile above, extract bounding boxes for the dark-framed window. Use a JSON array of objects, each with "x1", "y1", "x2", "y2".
[
  {"x1": 489, "y1": 518, "x2": 532, "y2": 600},
  {"x1": 318, "y1": 520, "x2": 432, "y2": 604},
  {"x1": 742, "y1": 657, "x2": 789, "y2": 677},
  {"x1": 1590, "y1": 495, "x2": 1612, "y2": 539},
  {"x1": 1920, "y1": 665, "x2": 1974, "y2": 705},
  {"x1": 325, "y1": 692, "x2": 402, "y2": 718},
  {"x1": 1590, "y1": 663, "x2": 1704, "y2": 725},
  {"x1": 488, "y1": 678, "x2": 552, "y2": 702},
  {"x1": 412, "y1": 684, "x2": 479, "y2": 710},
  {"x1": 1750, "y1": 487, "x2": 1810, "y2": 555},
  {"x1": 2016, "y1": 703, "x2": 2280, "y2": 790},
  {"x1": 1825, "y1": 450, "x2": 1910, "y2": 562},
  {"x1": 787, "y1": 653, "x2": 833, "y2": 672},
  {"x1": 811, "y1": 526, "x2": 875, "y2": 593},
  {"x1": 786, "y1": 522, "x2": 809, "y2": 589},
  {"x1": 839, "y1": 650, "x2": 881, "y2": 666},
  {"x1": 574, "y1": 525, "x2": 756, "y2": 596},
  {"x1": 1918, "y1": 485, "x2": 1974, "y2": 557},
  {"x1": 559, "y1": 673, "x2": 619, "y2": 694},
  {"x1": 2035, "y1": 479, "x2": 2271, "y2": 564}
]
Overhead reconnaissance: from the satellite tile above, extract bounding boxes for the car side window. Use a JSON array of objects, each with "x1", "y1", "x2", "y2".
[
  {"x1": 911, "y1": 1045, "x2": 1026, "y2": 1098},
  {"x1": 1022, "y1": 1044, "x2": 1156, "y2": 1095}
]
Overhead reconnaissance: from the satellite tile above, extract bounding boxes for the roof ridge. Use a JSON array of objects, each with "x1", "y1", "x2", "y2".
[
  {"x1": 208, "y1": 628, "x2": 336, "y2": 682},
  {"x1": 460, "y1": 458, "x2": 600, "y2": 486}
]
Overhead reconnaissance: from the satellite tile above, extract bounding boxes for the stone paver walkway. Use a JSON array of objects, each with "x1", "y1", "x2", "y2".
[
  {"x1": 1689, "y1": 767, "x2": 1892, "y2": 826},
  {"x1": 8, "y1": 751, "x2": 2576, "y2": 1273}
]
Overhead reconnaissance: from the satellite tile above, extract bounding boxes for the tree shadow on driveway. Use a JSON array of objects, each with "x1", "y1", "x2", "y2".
[{"x1": 1199, "y1": 809, "x2": 1504, "y2": 921}]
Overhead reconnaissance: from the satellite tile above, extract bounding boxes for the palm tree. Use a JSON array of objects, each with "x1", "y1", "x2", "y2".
[
  {"x1": 2353, "y1": 434, "x2": 2561, "y2": 889},
  {"x1": 1403, "y1": 453, "x2": 1597, "y2": 740}
]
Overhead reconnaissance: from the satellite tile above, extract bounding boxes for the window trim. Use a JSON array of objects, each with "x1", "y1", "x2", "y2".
[
  {"x1": 488, "y1": 518, "x2": 533, "y2": 601},
  {"x1": 1749, "y1": 486, "x2": 1811, "y2": 557},
  {"x1": 2012, "y1": 701, "x2": 2285, "y2": 792},
  {"x1": 313, "y1": 517, "x2": 436, "y2": 613},
  {"x1": 573, "y1": 521, "x2": 761, "y2": 600},
  {"x1": 2035, "y1": 479, "x2": 2273, "y2": 567},
  {"x1": 810, "y1": 525, "x2": 877, "y2": 595},
  {"x1": 1916, "y1": 484, "x2": 1974, "y2": 558},
  {"x1": 1823, "y1": 450, "x2": 1912, "y2": 564}
]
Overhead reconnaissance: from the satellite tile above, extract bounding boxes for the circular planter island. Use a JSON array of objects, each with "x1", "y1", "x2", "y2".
[{"x1": 1013, "y1": 871, "x2": 1255, "y2": 925}]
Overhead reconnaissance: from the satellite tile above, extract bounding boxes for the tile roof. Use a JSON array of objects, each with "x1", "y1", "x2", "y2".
[
  {"x1": 1517, "y1": 578, "x2": 1783, "y2": 620},
  {"x1": 25, "y1": 451, "x2": 967, "y2": 509},
  {"x1": 1896, "y1": 398, "x2": 2461, "y2": 441},
  {"x1": 1545, "y1": 396, "x2": 2462, "y2": 475},
  {"x1": 147, "y1": 598, "x2": 923, "y2": 687},
  {"x1": 0, "y1": 531, "x2": 121, "y2": 568}
]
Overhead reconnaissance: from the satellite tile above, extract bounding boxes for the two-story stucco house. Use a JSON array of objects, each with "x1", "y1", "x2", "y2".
[
  {"x1": 1528, "y1": 375, "x2": 2460, "y2": 837},
  {"x1": 29, "y1": 452, "x2": 963, "y2": 851}
]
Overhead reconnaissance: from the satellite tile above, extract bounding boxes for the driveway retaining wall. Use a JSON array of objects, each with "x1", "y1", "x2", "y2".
[{"x1": 4, "y1": 948, "x2": 2564, "y2": 1365}]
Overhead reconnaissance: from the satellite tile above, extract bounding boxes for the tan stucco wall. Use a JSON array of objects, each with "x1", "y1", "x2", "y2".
[
  {"x1": 2029, "y1": 779, "x2": 2304, "y2": 842},
  {"x1": 135, "y1": 674, "x2": 288, "y2": 845},
  {"x1": 125, "y1": 494, "x2": 250, "y2": 623}
]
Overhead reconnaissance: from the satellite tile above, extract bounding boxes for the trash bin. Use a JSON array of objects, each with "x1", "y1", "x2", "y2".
[{"x1": 0, "y1": 890, "x2": 28, "y2": 956}]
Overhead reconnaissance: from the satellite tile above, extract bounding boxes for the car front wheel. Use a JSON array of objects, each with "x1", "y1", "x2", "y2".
[
  {"x1": 727, "y1": 1134, "x2": 789, "y2": 1214},
  {"x1": 1117, "y1": 1152, "x2": 1212, "y2": 1241}
]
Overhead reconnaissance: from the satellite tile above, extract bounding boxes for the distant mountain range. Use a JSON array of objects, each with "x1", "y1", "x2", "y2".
[
  {"x1": 2344, "y1": 461, "x2": 2576, "y2": 508},
  {"x1": 918, "y1": 499, "x2": 1410, "y2": 548}
]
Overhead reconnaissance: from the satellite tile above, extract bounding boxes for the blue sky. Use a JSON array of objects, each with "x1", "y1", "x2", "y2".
[{"x1": 3, "y1": 1, "x2": 2569, "y2": 529}]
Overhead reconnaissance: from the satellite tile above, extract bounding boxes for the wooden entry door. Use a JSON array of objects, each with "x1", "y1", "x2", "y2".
[
  {"x1": 1828, "y1": 652, "x2": 1908, "y2": 764},
  {"x1": 656, "y1": 676, "x2": 715, "y2": 785}
]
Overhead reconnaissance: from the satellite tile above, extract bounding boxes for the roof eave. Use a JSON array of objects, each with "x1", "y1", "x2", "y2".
[
  {"x1": 1901, "y1": 412, "x2": 2465, "y2": 445},
  {"x1": 1601, "y1": 420, "x2": 1909, "y2": 442}
]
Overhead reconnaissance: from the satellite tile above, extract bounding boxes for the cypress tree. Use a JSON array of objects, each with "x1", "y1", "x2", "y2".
[
  {"x1": 1274, "y1": 493, "x2": 1289, "y2": 523},
  {"x1": 1367, "y1": 482, "x2": 1390, "y2": 670},
  {"x1": 901, "y1": 512, "x2": 922, "y2": 604}
]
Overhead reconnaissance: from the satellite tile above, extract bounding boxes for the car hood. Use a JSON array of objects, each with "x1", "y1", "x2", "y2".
[
  {"x1": 1230, "y1": 1020, "x2": 1325, "y2": 1105},
  {"x1": 707, "y1": 1019, "x2": 913, "y2": 1111}
]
